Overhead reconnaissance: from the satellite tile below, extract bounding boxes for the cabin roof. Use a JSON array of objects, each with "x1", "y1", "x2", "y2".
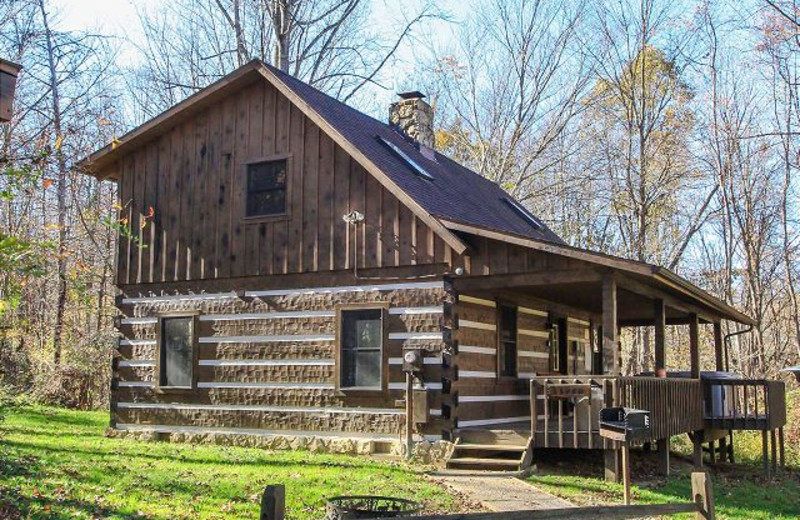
[
  {"x1": 79, "y1": 60, "x2": 753, "y2": 325},
  {"x1": 262, "y1": 64, "x2": 565, "y2": 245}
]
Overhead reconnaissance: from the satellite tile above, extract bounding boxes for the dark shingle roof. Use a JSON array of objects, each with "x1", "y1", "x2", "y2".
[{"x1": 265, "y1": 64, "x2": 564, "y2": 245}]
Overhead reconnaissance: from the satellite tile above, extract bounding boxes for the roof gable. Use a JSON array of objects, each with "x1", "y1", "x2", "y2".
[{"x1": 82, "y1": 60, "x2": 564, "y2": 254}]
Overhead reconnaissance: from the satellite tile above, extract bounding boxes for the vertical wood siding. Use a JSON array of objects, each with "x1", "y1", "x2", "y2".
[
  {"x1": 116, "y1": 81, "x2": 455, "y2": 286},
  {"x1": 115, "y1": 77, "x2": 593, "y2": 287}
]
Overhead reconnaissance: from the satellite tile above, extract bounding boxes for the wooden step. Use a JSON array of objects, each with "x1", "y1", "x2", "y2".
[
  {"x1": 446, "y1": 456, "x2": 522, "y2": 471},
  {"x1": 454, "y1": 443, "x2": 527, "y2": 452},
  {"x1": 458, "y1": 428, "x2": 530, "y2": 446}
]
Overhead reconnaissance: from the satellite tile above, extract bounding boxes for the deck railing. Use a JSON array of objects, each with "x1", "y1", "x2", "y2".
[
  {"x1": 617, "y1": 377, "x2": 704, "y2": 439},
  {"x1": 702, "y1": 379, "x2": 786, "y2": 431},
  {"x1": 529, "y1": 375, "x2": 616, "y2": 449},
  {"x1": 529, "y1": 375, "x2": 703, "y2": 448}
]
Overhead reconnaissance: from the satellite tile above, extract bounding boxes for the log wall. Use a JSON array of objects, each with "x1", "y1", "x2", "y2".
[
  {"x1": 112, "y1": 280, "x2": 449, "y2": 438},
  {"x1": 448, "y1": 292, "x2": 598, "y2": 431}
]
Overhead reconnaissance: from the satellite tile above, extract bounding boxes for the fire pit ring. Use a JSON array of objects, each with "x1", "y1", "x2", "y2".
[{"x1": 325, "y1": 496, "x2": 421, "y2": 520}]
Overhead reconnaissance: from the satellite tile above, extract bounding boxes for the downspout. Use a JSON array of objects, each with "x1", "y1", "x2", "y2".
[{"x1": 723, "y1": 324, "x2": 753, "y2": 373}]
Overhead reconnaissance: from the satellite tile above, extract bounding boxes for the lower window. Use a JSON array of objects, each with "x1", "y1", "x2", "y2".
[
  {"x1": 339, "y1": 308, "x2": 383, "y2": 390},
  {"x1": 159, "y1": 316, "x2": 195, "y2": 388}
]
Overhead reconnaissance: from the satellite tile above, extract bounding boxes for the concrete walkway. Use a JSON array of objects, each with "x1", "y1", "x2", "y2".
[{"x1": 431, "y1": 473, "x2": 574, "y2": 512}]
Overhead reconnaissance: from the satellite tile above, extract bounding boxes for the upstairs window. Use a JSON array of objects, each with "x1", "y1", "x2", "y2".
[
  {"x1": 158, "y1": 316, "x2": 195, "y2": 389},
  {"x1": 498, "y1": 304, "x2": 518, "y2": 377},
  {"x1": 339, "y1": 308, "x2": 384, "y2": 390},
  {"x1": 246, "y1": 159, "x2": 287, "y2": 217}
]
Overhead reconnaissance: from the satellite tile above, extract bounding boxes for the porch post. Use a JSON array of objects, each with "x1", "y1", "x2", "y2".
[
  {"x1": 689, "y1": 313, "x2": 700, "y2": 379},
  {"x1": 602, "y1": 274, "x2": 621, "y2": 482},
  {"x1": 654, "y1": 299, "x2": 666, "y2": 373},
  {"x1": 689, "y1": 313, "x2": 703, "y2": 467},
  {"x1": 713, "y1": 321, "x2": 724, "y2": 371},
  {"x1": 654, "y1": 299, "x2": 670, "y2": 475},
  {"x1": 602, "y1": 274, "x2": 619, "y2": 374},
  {"x1": 713, "y1": 321, "x2": 727, "y2": 462}
]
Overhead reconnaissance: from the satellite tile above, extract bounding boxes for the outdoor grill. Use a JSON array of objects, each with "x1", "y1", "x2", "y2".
[{"x1": 599, "y1": 407, "x2": 651, "y2": 443}]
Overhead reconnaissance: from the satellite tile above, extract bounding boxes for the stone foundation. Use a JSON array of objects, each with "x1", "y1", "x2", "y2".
[{"x1": 105, "y1": 427, "x2": 454, "y2": 464}]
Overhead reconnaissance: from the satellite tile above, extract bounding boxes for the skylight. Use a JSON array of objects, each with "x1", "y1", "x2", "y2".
[
  {"x1": 376, "y1": 136, "x2": 435, "y2": 181},
  {"x1": 503, "y1": 197, "x2": 543, "y2": 230}
]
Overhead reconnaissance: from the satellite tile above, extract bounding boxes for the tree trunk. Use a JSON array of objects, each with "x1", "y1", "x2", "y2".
[
  {"x1": 271, "y1": 0, "x2": 291, "y2": 72},
  {"x1": 39, "y1": 0, "x2": 68, "y2": 370}
]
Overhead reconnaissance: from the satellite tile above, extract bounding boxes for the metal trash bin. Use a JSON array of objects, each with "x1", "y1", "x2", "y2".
[{"x1": 325, "y1": 496, "x2": 421, "y2": 520}]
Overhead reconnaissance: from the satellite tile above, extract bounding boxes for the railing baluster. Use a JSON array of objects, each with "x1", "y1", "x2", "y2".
[
  {"x1": 544, "y1": 382, "x2": 550, "y2": 449},
  {"x1": 558, "y1": 399, "x2": 564, "y2": 448}
]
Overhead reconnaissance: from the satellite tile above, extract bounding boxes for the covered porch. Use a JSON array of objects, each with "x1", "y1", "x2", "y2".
[{"x1": 448, "y1": 256, "x2": 787, "y2": 479}]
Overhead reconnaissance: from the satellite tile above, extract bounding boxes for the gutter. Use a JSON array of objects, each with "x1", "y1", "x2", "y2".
[{"x1": 653, "y1": 268, "x2": 755, "y2": 326}]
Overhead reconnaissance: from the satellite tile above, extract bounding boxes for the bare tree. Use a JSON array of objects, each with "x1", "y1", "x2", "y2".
[
  {"x1": 38, "y1": 0, "x2": 68, "y2": 368},
  {"x1": 421, "y1": 1, "x2": 591, "y2": 235},
  {"x1": 0, "y1": 0, "x2": 122, "y2": 405},
  {"x1": 129, "y1": 0, "x2": 441, "y2": 120}
]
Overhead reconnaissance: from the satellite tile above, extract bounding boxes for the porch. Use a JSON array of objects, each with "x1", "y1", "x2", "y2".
[
  {"x1": 447, "y1": 375, "x2": 787, "y2": 477},
  {"x1": 447, "y1": 260, "x2": 787, "y2": 478}
]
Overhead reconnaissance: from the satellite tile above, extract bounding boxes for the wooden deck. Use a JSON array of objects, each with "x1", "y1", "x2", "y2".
[
  {"x1": 445, "y1": 374, "x2": 787, "y2": 474},
  {"x1": 526, "y1": 375, "x2": 786, "y2": 448},
  {"x1": 702, "y1": 378, "x2": 786, "y2": 431}
]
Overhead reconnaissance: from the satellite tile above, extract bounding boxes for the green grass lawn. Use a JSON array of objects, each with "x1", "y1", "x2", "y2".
[
  {"x1": 0, "y1": 405, "x2": 462, "y2": 520},
  {"x1": 528, "y1": 447, "x2": 800, "y2": 520}
]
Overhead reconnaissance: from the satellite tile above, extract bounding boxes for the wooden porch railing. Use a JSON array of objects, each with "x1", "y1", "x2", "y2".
[
  {"x1": 529, "y1": 375, "x2": 704, "y2": 449},
  {"x1": 617, "y1": 377, "x2": 703, "y2": 440},
  {"x1": 702, "y1": 379, "x2": 786, "y2": 431},
  {"x1": 530, "y1": 375, "x2": 616, "y2": 449}
]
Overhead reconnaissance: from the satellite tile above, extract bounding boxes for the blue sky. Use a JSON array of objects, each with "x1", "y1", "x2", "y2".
[{"x1": 53, "y1": 0, "x2": 467, "y2": 115}]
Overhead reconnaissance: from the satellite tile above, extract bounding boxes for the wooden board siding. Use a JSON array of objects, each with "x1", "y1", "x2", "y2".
[
  {"x1": 451, "y1": 296, "x2": 529, "y2": 428},
  {"x1": 115, "y1": 81, "x2": 457, "y2": 286},
  {"x1": 112, "y1": 281, "x2": 449, "y2": 437}
]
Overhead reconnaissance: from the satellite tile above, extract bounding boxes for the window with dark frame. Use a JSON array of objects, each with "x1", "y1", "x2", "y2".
[
  {"x1": 246, "y1": 159, "x2": 287, "y2": 217},
  {"x1": 498, "y1": 304, "x2": 517, "y2": 377},
  {"x1": 159, "y1": 316, "x2": 194, "y2": 388},
  {"x1": 339, "y1": 309, "x2": 383, "y2": 389}
]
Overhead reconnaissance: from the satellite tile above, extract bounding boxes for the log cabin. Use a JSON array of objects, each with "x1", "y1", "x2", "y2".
[{"x1": 79, "y1": 60, "x2": 787, "y2": 479}]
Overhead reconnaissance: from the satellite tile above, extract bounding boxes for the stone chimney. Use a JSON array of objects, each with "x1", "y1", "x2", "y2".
[{"x1": 389, "y1": 91, "x2": 435, "y2": 151}]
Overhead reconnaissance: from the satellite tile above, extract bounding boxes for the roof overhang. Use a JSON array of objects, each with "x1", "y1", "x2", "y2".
[{"x1": 441, "y1": 218, "x2": 754, "y2": 326}]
